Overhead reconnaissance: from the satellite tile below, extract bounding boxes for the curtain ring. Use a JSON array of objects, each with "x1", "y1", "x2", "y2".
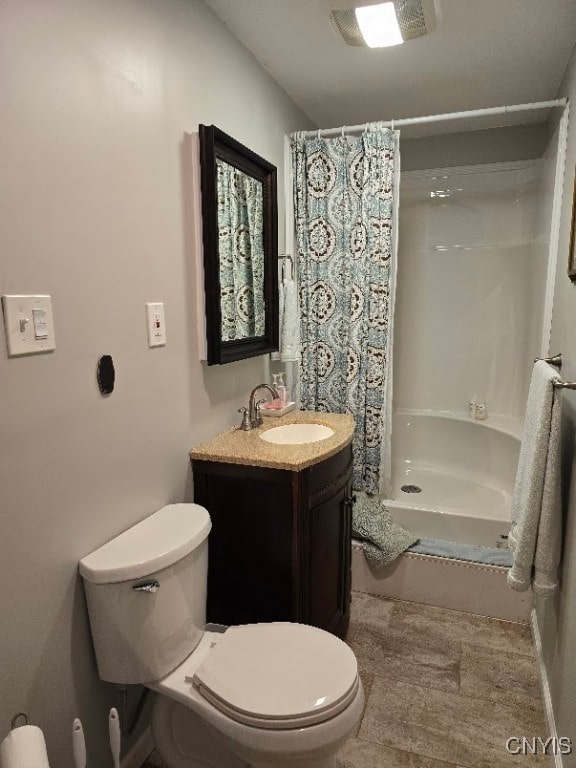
[
  {"x1": 390, "y1": 119, "x2": 395, "y2": 131},
  {"x1": 341, "y1": 125, "x2": 346, "y2": 138},
  {"x1": 317, "y1": 128, "x2": 322, "y2": 140}
]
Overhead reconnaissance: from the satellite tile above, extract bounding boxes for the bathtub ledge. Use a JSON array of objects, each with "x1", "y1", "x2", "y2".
[{"x1": 351, "y1": 540, "x2": 532, "y2": 623}]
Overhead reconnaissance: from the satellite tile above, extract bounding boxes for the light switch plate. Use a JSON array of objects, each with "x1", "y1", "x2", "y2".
[
  {"x1": 2, "y1": 295, "x2": 56, "y2": 356},
  {"x1": 146, "y1": 302, "x2": 166, "y2": 347}
]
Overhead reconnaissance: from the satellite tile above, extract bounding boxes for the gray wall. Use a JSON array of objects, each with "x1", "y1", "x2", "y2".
[
  {"x1": 0, "y1": 0, "x2": 311, "y2": 765},
  {"x1": 534, "y1": 40, "x2": 576, "y2": 764},
  {"x1": 401, "y1": 123, "x2": 548, "y2": 171}
]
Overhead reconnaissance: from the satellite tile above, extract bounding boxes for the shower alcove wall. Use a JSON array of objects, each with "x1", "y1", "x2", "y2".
[
  {"x1": 388, "y1": 160, "x2": 547, "y2": 538},
  {"x1": 352, "y1": 150, "x2": 561, "y2": 621}
]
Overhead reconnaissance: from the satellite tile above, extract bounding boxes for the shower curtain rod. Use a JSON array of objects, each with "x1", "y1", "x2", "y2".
[{"x1": 298, "y1": 98, "x2": 568, "y2": 139}]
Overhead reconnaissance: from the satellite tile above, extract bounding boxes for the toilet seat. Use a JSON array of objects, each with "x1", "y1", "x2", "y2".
[{"x1": 191, "y1": 623, "x2": 359, "y2": 730}]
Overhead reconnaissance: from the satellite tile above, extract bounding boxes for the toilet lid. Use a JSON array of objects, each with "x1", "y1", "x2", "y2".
[{"x1": 192, "y1": 623, "x2": 358, "y2": 729}]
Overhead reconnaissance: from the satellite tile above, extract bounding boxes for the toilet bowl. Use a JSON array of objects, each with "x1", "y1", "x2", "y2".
[
  {"x1": 150, "y1": 628, "x2": 364, "y2": 768},
  {"x1": 151, "y1": 625, "x2": 364, "y2": 768},
  {"x1": 79, "y1": 504, "x2": 362, "y2": 768}
]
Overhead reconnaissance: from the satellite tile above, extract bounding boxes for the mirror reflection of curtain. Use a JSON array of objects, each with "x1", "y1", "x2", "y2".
[
  {"x1": 216, "y1": 159, "x2": 265, "y2": 341},
  {"x1": 292, "y1": 127, "x2": 399, "y2": 495}
]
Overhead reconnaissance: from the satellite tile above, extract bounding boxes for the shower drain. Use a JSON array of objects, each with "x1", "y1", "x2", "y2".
[{"x1": 401, "y1": 484, "x2": 422, "y2": 494}]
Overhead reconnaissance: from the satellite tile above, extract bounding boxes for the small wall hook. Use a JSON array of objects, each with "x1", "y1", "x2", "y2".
[{"x1": 11, "y1": 713, "x2": 29, "y2": 729}]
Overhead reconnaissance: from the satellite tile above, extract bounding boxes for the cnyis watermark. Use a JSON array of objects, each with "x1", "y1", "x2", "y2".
[{"x1": 506, "y1": 737, "x2": 572, "y2": 756}]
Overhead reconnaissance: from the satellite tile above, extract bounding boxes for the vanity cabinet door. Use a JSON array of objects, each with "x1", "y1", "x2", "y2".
[
  {"x1": 192, "y1": 460, "x2": 295, "y2": 627},
  {"x1": 191, "y1": 443, "x2": 353, "y2": 638},
  {"x1": 305, "y1": 467, "x2": 353, "y2": 638}
]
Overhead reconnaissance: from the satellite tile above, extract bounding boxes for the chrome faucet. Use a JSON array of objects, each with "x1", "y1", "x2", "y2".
[{"x1": 237, "y1": 383, "x2": 279, "y2": 430}]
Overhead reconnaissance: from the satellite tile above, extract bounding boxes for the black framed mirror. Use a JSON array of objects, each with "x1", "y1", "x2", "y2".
[{"x1": 199, "y1": 125, "x2": 279, "y2": 365}]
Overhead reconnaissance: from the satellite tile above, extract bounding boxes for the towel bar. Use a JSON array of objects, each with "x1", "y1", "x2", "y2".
[
  {"x1": 535, "y1": 353, "x2": 576, "y2": 386},
  {"x1": 554, "y1": 381, "x2": 576, "y2": 390},
  {"x1": 535, "y1": 353, "x2": 562, "y2": 369}
]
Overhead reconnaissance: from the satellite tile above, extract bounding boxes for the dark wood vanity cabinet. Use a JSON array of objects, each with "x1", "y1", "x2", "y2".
[{"x1": 191, "y1": 444, "x2": 353, "y2": 639}]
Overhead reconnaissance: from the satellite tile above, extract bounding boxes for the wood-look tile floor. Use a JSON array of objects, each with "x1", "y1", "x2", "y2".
[{"x1": 142, "y1": 592, "x2": 549, "y2": 768}]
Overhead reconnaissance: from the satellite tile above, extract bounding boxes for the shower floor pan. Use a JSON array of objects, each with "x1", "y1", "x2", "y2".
[{"x1": 386, "y1": 467, "x2": 512, "y2": 548}]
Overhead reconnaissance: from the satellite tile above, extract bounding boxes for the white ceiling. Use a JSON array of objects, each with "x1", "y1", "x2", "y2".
[{"x1": 203, "y1": 0, "x2": 576, "y2": 137}]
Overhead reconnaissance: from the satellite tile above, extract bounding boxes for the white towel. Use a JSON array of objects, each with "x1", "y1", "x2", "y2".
[
  {"x1": 280, "y1": 277, "x2": 299, "y2": 362},
  {"x1": 508, "y1": 360, "x2": 562, "y2": 595},
  {"x1": 272, "y1": 259, "x2": 299, "y2": 363},
  {"x1": 271, "y1": 278, "x2": 283, "y2": 361}
]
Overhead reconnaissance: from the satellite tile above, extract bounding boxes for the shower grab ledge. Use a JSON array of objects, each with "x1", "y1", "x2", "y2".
[{"x1": 398, "y1": 409, "x2": 522, "y2": 440}]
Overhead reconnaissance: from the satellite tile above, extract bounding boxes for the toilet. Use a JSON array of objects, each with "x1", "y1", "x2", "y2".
[{"x1": 79, "y1": 503, "x2": 364, "y2": 768}]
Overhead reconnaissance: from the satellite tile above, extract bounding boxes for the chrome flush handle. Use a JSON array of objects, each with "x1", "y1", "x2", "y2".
[{"x1": 132, "y1": 580, "x2": 160, "y2": 593}]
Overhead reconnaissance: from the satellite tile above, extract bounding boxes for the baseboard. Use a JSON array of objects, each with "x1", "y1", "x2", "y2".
[
  {"x1": 121, "y1": 727, "x2": 155, "y2": 768},
  {"x1": 531, "y1": 608, "x2": 562, "y2": 768}
]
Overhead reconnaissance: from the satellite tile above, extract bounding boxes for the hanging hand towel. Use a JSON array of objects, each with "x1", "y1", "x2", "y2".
[
  {"x1": 280, "y1": 276, "x2": 299, "y2": 362},
  {"x1": 271, "y1": 276, "x2": 284, "y2": 361},
  {"x1": 508, "y1": 360, "x2": 562, "y2": 595},
  {"x1": 272, "y1": 258, "x2": 298, "y2": 362}
]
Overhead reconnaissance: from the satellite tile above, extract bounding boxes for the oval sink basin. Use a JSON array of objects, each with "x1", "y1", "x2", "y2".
[{"x1": 260, "y1": 423, "x2": 335, "y2": 445}]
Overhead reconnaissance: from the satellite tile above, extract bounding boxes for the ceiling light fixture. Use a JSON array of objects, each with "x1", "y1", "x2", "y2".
[
  {"x1": 330, "y1": 0, "x2": 437, "y2": 48},
  {"x1": 355, "y1": 3, "x2": 403, "y2": 48}
]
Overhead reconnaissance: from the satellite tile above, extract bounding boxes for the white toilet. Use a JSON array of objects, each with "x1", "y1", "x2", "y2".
[{"x1": 79, "y1": 503, "x2": 364, "y2": 768}]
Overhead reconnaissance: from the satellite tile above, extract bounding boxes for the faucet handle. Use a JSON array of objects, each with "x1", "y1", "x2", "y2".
[
  {"x1": 252, "y1": 398, "x2": 268, "y2": 428},
  {"x1": 237, "y1": 407, "x2": 252, "y2": 431}
]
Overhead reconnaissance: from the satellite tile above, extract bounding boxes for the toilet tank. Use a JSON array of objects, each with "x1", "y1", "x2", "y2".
[{"x1": 79, "y1": 504, "x2": 211, "y2": 684}]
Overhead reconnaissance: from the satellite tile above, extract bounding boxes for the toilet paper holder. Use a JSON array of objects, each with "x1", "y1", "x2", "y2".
[{"x1": 2, "y1": 713, "x2": 51, "y2": 768}]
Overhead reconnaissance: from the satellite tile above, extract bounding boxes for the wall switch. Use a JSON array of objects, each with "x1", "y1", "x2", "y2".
[
  {"x1": 146, "y1": 302, "x2": 166, "y2": 347},
  {"x1": 2, "y1": 295, "x2": 56, "y2": 356}
]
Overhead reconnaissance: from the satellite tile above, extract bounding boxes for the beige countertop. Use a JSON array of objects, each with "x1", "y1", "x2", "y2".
[{"x1": 189, "y1": 410, "x2": 355, "y2": 471}]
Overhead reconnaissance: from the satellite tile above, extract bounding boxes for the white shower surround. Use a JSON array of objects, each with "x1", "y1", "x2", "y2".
[
  {"x1": 384, "y1": 159, "x2": 551, "y2": 544},
  {"x1": 394, "y1": 160, "x2": 547, "y2": 418}
]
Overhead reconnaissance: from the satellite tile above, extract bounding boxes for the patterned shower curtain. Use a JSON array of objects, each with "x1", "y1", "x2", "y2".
[
  {"x1": 216, "y1": 158, "x2": 265, "y2": 340},
  {"x1": 292, "y1": 126, "x2": 398, "y2": 494}
]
